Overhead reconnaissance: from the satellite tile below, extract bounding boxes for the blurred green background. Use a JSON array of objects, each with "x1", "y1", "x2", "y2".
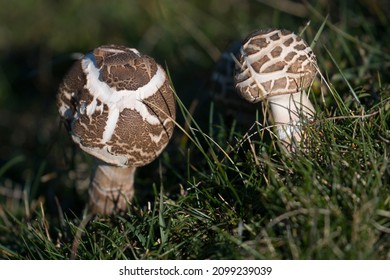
[{"x1": 0, "y1": 0, "x2": 389, "y2": 215}]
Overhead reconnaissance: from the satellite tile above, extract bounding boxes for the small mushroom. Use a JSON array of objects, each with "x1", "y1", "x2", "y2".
[
  {"x1": 234, "y1": 28, "x2": 318, "y2": 151},
  {"x1": 57, "y1": 45, "x2": 176, "y2": 214}
]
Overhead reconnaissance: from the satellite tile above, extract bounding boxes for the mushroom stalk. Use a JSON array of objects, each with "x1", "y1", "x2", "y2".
[
  {"x1": 268, "y1": 90, "x2": 315, "y2": 148},
  {"x1": 88, "y1": 163, "x2": 136, "y2": 214}
]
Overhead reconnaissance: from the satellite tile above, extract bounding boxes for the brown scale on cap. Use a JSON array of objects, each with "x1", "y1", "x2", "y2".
[{"x1": 57, "y1": 45, "x2": 176, "y2": 214}]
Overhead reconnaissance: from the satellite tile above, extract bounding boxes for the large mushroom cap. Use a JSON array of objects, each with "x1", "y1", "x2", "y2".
[
  {"x1": 57, "y1": 45, "x2": 176, "y2": 167},
  {"x1": 234, "y1": 29, "x2": 318, "y2": 103}
]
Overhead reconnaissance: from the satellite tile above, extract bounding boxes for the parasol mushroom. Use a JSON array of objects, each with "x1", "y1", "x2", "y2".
[
  {"x1": 57, "y1": 45, "x2": 176, "y2": 214},
  {"x1": 234, "y1": 28, "x2": 318, "y2": 151}
]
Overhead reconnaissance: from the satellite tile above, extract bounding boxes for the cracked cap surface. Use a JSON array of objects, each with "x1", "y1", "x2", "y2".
[
  {"x1": 234, "y1": 29, "x2": 318, "y2": 103},
  {"x1": 57, "y1": 45, "x2": 176, "y2": 167}
]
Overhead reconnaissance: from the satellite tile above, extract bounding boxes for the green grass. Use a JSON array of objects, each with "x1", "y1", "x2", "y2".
[{"x1": 0, "y1": 0, "x2": 389, "y2": 259}]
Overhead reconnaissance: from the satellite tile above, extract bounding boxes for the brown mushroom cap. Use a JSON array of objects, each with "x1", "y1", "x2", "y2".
[
  {"x1": 234, "y1": 29, "x2": 318, "y2": 103},
  {"x1": 57, "y1": 45, "x2": 176, "y2": 167}
]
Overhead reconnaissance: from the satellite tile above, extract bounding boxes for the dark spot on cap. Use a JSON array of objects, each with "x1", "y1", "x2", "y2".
[
  {"x1": 283, "y1": 37, "x2": 294, "y2": 47},
  {"x1": 263, "y1": 61, "x2": 286, "y2": 73},
  {"x1": 285, "y1": 51, "x2": 297, "y2": 62},
  {"x1": 270, "y1": 33, "x2": 280, "y2": 41},
  {"x1": 294, "y1": 44, "x2": 307, "y2": 51},
  {"x1": 271, "y1": 46, "x2": 283, "y2": 58}
]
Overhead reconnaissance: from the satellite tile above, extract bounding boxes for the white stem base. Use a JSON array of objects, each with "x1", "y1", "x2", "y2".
[
  {"x1": 88, "y1": 163, "x2": 135, "y2": 214},
  {"x1": 268, "y1": 91, "x2": 315, "y2": 151}
]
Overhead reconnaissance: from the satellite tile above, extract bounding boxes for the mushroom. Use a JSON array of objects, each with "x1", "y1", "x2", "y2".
[
  {"x1": 234, "y1": 28, "x2": 318, "y2": 151},
  {"x1": 57, "y1": 45, "x2": 176, "y2": 214}
]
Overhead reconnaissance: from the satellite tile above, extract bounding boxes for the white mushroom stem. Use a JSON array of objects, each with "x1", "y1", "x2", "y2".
[
  {"x1": 268, "y1": 90, "x2": 315, "y2": 148},
  {"x1": 88, "y1": 162, "x2": 135, "y2": 214}
]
